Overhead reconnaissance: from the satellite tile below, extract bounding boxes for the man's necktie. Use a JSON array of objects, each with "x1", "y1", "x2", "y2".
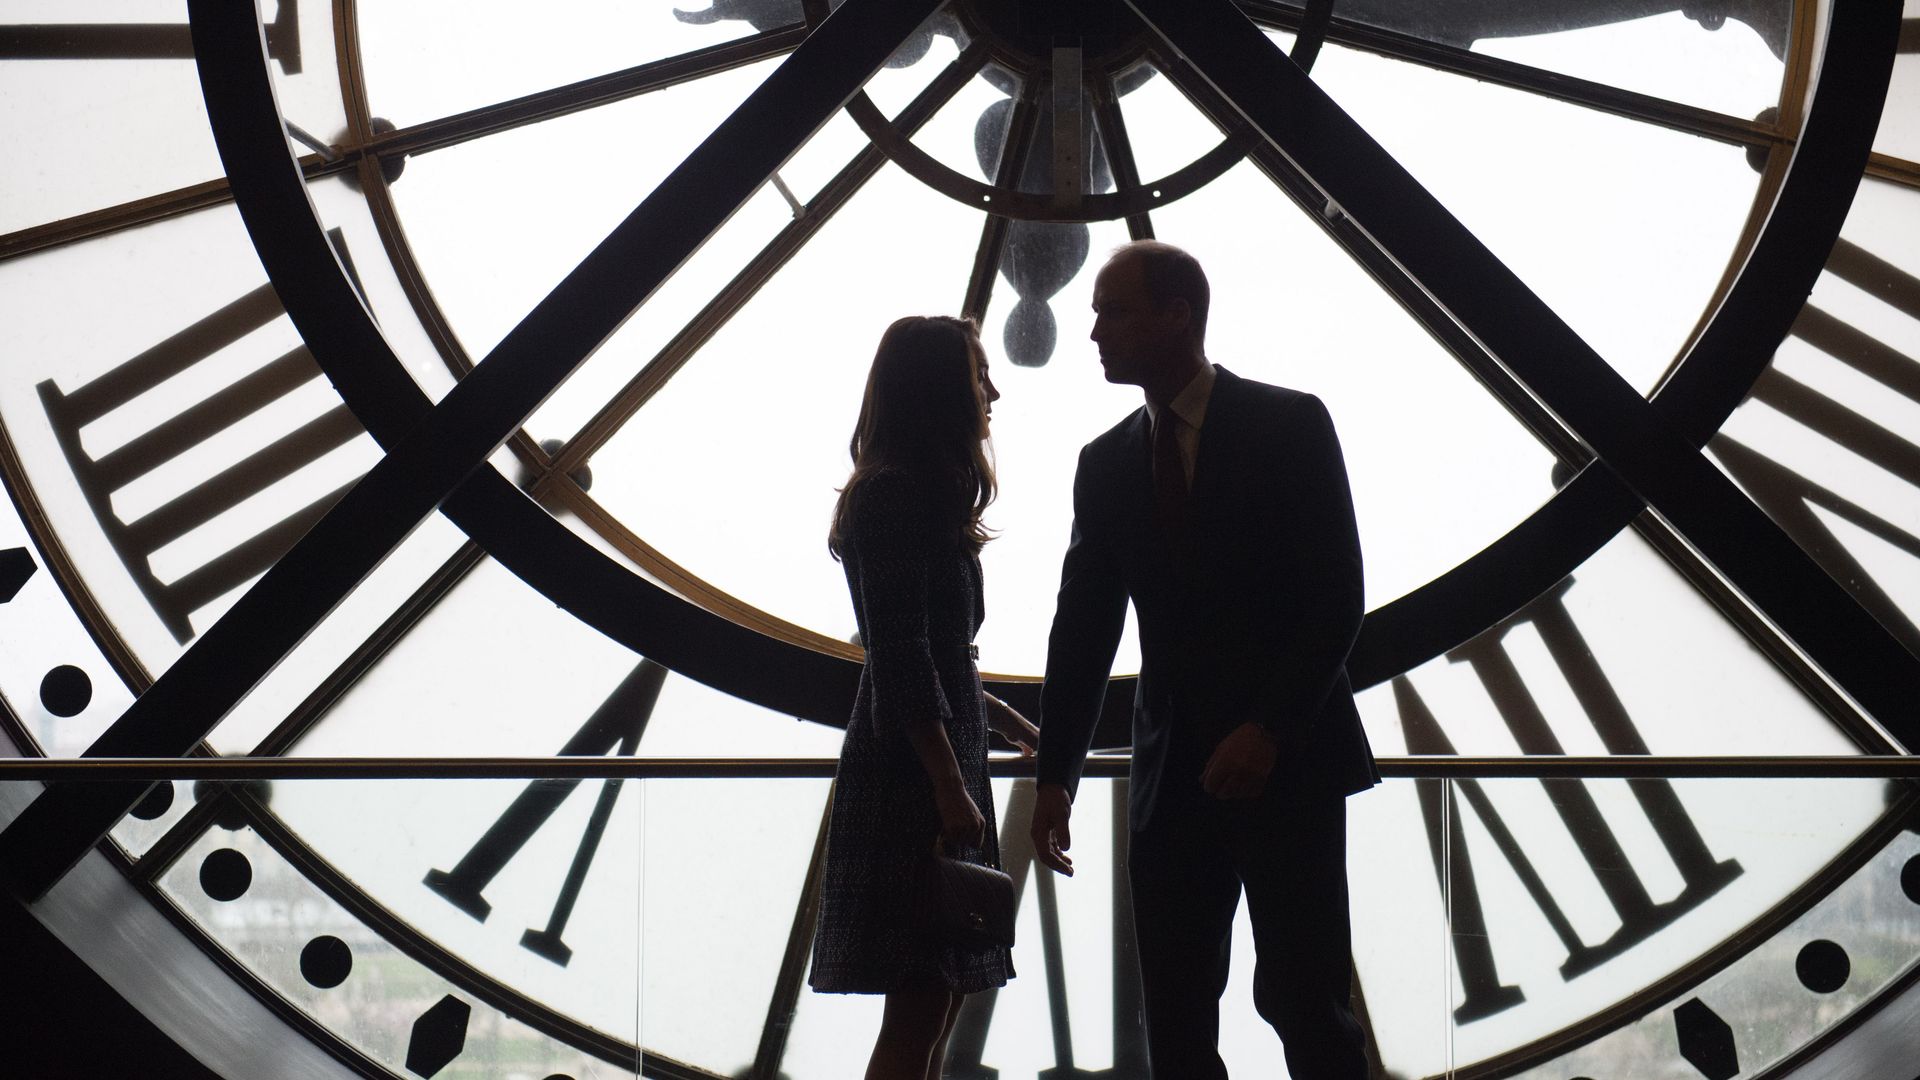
[{"x1": 1152, "y1": 410, "x2": 1188, "y2": 530}]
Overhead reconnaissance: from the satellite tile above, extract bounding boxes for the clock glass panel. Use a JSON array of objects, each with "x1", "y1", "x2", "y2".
[{"x1": 1306, "y1": 38, "x2": 1767, "y2": 394}]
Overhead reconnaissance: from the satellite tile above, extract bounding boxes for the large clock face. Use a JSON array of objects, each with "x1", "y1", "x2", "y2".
[{"x1": 3, "y1": 1, "x2": 1920, "y2": 1078}]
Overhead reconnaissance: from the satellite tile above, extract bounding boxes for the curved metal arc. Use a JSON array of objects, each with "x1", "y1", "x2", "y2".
[
  {"x1": 1347, "y1": 466, "x2": 1641, "y2": 688},
  {"x1": 545, "y1": 35, "x2": 993, "y2": 475},
  {"x1": 1652, "y1": 10, "x2": 1906, "y2": 439},
  {"x1": 1287, "y1": 0, "x2": 1335, "y2": 72},
  {"x1": 842, "y1": 88, "x2": 1254, "y2": 222}
]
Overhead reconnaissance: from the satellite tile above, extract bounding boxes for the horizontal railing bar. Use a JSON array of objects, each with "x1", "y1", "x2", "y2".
[{"x1": 0, "y1": 756, "x2": 1915, "y2": 780}]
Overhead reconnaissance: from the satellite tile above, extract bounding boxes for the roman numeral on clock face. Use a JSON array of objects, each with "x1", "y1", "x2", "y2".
[
  {"x1": 1712, "y1": 237, "x2": 1920, "y2": 660},
  {"x1": 36, "y1": 229, "x2": 369, "y2": 643},
  {"x1": 424, "y1": 659, "x2": 667, "y2": 967},
  {"x1": 1395, "y1": 577, "x2": 1743, "y2": 1022}
]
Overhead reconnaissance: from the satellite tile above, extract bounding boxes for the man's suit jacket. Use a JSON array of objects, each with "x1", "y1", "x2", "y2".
[{"x1": 1038, "y1": 366, "x2": 1378, "y2": 829}]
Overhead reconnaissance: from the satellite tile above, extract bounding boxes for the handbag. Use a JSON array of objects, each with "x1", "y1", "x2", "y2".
[{"x1": 915, "y1": 843, "x2": 1016, "y2": 949}]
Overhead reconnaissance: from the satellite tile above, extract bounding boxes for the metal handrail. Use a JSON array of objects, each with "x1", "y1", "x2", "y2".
[{"x1": 0, "y1": 755, "x2": 1915, "y2": 780}]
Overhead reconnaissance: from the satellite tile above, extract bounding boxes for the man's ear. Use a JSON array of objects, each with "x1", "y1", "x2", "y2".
[{"x1": 1164, "y1": 297, "x2": 1193, "y2": 336}]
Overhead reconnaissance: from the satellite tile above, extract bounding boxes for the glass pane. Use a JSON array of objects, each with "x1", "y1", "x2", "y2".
[
  {"x1": 634, "y1": 670, "x2": 846, "y2": 758},
  {"x1": 0, "y1": 0, "x2": 225, "y2": 234},
  {"x1": 1310, "y1": 39, "x2": 1764, "y2": 395},
  {"x1": 156, "y1": 798, "x2": 637, "y2": 1077},
  {"x1": 1706, "y1": 176, "x2": 1920, "y2": 664},
  {"x1": 1464, "y1": 783, "x2": 1916, "y2": 1078},
  {"x1": 777, "y1": 110, "x2": 871, "y2": 211},
  {"x1": 525, "y1": 184, "x2": 792, "y2": 447},
  {"x1": 1145, "y1": 158, "x2": 1561, "y2": 612},
  {"x1": 0, "y1": 202, "x2": 378, "y2": 673},
  {"x1": 209, "y1": 513, "x2": 473, "y2": 756},
  {"x1": 263, "y1": 0, "x2": 348, "y2": 159},
  {"x1": 527, "y1": 21, "x2": 976, "y2": 446},
  {"x1": 1357, "y1": 521, "x2": 1864, "y2": 759},
  {"x1": 385, "y1": 55, "x2": 784, "y2": 362},
  {"x1": 287, "y1": 555, "x2": 645, "y2": 761},
  {"x1": 864, "y1": 9, "x2": 971, "y2": 122},
  {"x1": 304, "y1": 174, "x2": 462, "y2": 405},
  {"x1": 902, "y1": 60, "x2": 1013, "y2": 189},
  {"x1": 1116, "y1": 61, "x2": 1224, "y2": 185},
  {"x1": 1870, "y1": 0, "x2": 1920, "y2": 162},
  {"x1": 106, "y1": 780, "x2": 194, "y2": 858},
  {"x1": 1339, "y1": 0, "x2": 1790, "y2": 119},
  {"x1": 1356, "y1": 774, "x2": 1901, "y2": 1075},
  {"x1": 582, "y1": 161, "x2": 1010, "y2": 660},
  {"x1": 639, "y1": 778, "x2": 829, "y2": 1072},
  {"x1": 980, "y1": 230, "x2": 1145, "y2": 676},
  {"x1": 356, "y1": 0, "x2": 801, "y2": 128},
  {"x1": 0, "y1": 469, "x2": 138, "y2": 758}
]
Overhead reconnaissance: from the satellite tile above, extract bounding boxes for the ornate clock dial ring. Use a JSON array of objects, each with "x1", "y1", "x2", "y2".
[{"x1": 841, "y1": 86, "x2": 1259, "y2": 223}]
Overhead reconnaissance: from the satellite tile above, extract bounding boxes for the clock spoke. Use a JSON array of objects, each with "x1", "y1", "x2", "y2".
[
  {"x1": 1238, "y1": 0, "x2": 1792, "y2": 133},
  {"x1": 366, "y1": 26, "x2": 812, "y2": 165},
  {"x1": 353, "y1": 0, "x2": 813, "y2": 141},
  {"x1": 549, "y1": 35, "x2": 991, "y2": 470},
  {"x1": 1087, "y1": 74, "x2": 1157, "y2": 242},
  {"x1": 959, "y1": 73, "x2": 1045, "y2": 323},
  {"x1": 1128, "y1": 0, "x2": 1920, "y2": 749}
]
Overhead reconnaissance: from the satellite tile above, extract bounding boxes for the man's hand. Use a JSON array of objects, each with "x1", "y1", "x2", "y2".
[
  {"x1": 1200, "y1": 722, "x2": 1279, "y2": 800},
  {"x1": 1029, "y1": 782, "x2": 1075, "y2": 876}
]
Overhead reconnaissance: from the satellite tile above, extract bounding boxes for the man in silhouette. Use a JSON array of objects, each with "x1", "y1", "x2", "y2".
[{"x1": 1029, "y1": 240, "x2": 1377, "y2": 1078}]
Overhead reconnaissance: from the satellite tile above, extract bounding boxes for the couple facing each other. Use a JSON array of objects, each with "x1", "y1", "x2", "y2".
[{"x1": 809, "y1": 239, "x2": 1379, "y2": 1080}]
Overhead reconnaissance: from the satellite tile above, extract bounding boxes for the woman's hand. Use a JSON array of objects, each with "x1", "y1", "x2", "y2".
[
  {"x1": 934, "y1": 781, "x2": 987, "y2": 851},
  {"x1": 986, "y1": 695, "x2": 1040, "y2": 756}
]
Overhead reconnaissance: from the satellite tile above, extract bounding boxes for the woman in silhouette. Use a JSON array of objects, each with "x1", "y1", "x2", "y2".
[{"x1": 810, "y1": 316, "x2": 1037, "y2": 1080}]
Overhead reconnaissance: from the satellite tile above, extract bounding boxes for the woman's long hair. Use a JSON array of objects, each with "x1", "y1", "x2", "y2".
[{"x1": 829, "y1": 315, "x2": 997, "y2": 559}]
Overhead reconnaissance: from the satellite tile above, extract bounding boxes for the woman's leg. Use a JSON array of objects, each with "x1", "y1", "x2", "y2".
[
  {"x1": 923, "y1": 991, "x2": 967, "y2": 1080},
  {"x1": 867, "y1": 981, "x2": 956, "y2": 1080}
]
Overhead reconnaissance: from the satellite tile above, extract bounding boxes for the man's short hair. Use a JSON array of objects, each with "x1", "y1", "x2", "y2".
[{"x1": 1112, "y1": 239, "x2": 1209, "y2": 339}]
